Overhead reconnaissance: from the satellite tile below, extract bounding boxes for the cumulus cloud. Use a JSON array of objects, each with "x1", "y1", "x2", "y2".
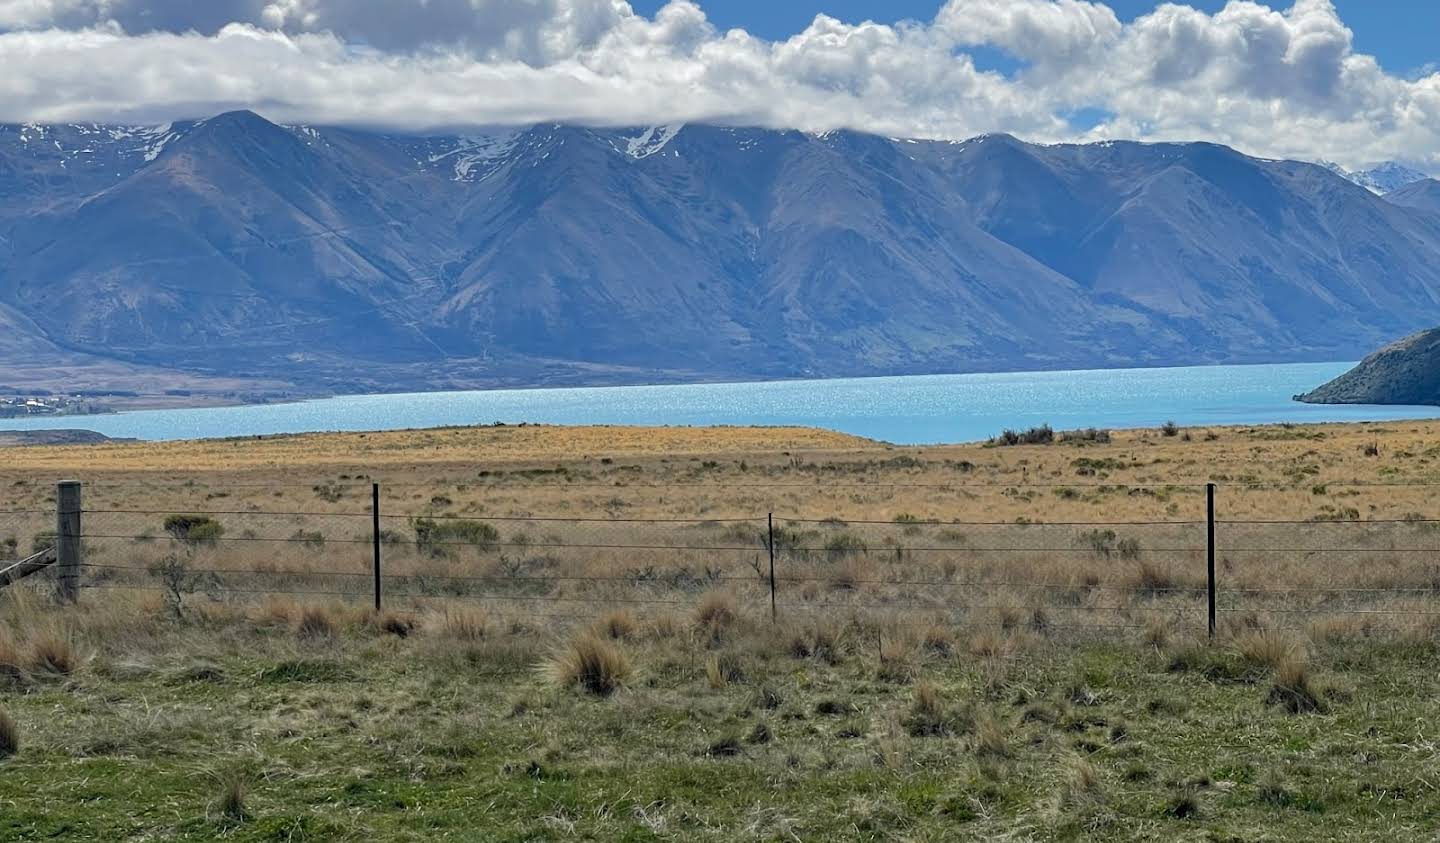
[{"x1": 0, "y1": 0, "x2": 1435, "y2": 171}]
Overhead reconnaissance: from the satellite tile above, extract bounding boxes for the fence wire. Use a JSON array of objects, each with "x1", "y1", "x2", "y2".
[{"x1": 0, "y1": 477, "x2": 1435, "y2": 639}]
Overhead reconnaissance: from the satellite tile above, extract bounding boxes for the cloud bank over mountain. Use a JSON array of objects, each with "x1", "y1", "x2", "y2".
[{"x1": 0, "y1": 0, "x2": 1435, "y2": 172}]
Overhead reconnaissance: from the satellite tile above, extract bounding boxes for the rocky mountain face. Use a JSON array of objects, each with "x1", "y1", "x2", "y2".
[
  {"x1": 1298, "y1": 328, "x2": 1440, "y2": 406},
  {"x1": 4, "y1": 112, "x2": 1440, "y2": 394}
]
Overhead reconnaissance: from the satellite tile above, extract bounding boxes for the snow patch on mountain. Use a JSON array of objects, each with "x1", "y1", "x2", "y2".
[
  {"x1": 623, "y1": 124, "x2": 683, "y2": 159},
  {"x1": 1321, "y1": 160, "x2": 1429, "y2": 194}
]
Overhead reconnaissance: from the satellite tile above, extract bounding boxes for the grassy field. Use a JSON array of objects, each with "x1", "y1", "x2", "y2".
[{"x1": 3, "y1": 419, "x2": 1440, "y2": 840}]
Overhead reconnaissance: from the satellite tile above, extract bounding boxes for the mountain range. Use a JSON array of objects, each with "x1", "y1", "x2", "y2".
[{"x1": 3, "y1": 111, "x2": 1440, "y2": 397}]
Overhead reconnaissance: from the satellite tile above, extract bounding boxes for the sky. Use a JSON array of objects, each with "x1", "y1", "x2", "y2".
[{"x1": 0, "y1": 0, "x2": 1437, "y2": 171}]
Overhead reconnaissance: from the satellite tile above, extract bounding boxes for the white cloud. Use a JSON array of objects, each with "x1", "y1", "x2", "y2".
[{"x1": 0, "y1": 0, "x2": 1435, "y2": 172}]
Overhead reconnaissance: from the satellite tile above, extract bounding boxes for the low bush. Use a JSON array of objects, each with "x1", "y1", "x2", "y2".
[
  {"x1": 991, "y1": 425, "x2": 1055, "y2": 446},
  {"x1": 163, "y1": 515, "x2": 225, "y2": 546},
  {"x1": 413, "y1": 518, "x2": 499, "y2": 557}
]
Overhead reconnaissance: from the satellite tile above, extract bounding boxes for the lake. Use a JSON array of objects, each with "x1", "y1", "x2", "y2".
[{"x1": 2, "y1": 361, "x2": 1439, "y2": 445}]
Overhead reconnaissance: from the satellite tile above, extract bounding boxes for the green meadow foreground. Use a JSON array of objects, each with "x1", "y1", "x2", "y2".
[{"x1": 3, "y1": 421, "x2": 1440, "y2": 840}]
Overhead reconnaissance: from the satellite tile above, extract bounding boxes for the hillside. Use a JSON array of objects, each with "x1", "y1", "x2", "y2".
[
  {"x1": 4, "y1": 114, "x2": 1440, "y2": 393},
  {"x1": 1297, "y1": 327, "x2": 1440, "y2": 406}
]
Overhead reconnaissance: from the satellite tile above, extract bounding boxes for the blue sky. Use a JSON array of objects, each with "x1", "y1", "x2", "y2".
[{"x1": 630, "y1": 1, "x2": 1439, "y2": 77}]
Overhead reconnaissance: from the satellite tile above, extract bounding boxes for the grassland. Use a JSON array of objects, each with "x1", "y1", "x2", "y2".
[{"x1": 3, "y1": 419, "x2": 1440, "y2": 840}]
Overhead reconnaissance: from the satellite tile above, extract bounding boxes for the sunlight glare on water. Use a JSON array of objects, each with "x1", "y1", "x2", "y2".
[{"x1": 3, "y1": 361, "x2": 1439, "y2": 444}]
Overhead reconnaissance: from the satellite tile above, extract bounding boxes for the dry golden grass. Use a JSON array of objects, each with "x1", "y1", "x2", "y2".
[
  {"x1": 543, "y1": 631, "x2": 632, "y2": 697},
  {"x1": 3, "y1": 419, "x2": 1440, "y2": 645}
]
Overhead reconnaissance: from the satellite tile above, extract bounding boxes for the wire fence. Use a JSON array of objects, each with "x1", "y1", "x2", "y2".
[{"x1": 5, "y1": 479, "x2": 1440, "y2": 640}]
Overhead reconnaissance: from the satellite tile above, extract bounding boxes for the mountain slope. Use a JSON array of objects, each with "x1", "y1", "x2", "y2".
[
  {"x1": 4, "y1": 113, "x2": 1440, "y2": 393},
  {"x1": 1298, "y1": 328, "x2": 1440, "y2": 406},
  {"x1": 1387, "y1": 179, "x2": 1440, "y2": 217}
]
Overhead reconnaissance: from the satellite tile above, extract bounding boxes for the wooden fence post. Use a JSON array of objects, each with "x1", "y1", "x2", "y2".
[
  {"x1": 372, "y1": 482, "x2": 382, "y2": 612},
  {"x1": 1207, "y1": 483, "x2": 1217, "y2": 641},
  {"x1": 768, "y1": 513, "x2": 777, "y2": 623},
  {"x1": 57, "y1": 480, "x2": 81, "y2": 603}
]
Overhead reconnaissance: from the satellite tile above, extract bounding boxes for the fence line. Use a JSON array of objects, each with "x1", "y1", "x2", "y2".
[{"x1": 5, "y1": 479, "x2": 1440, "y2": 641}]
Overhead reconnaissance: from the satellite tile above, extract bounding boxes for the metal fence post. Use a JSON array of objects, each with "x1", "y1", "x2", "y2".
[
  {"x1": 57, "y1": 480, "x2": 81, "y2": 603},
  {"x1": 372, "y1": 482, "x2": 382, "y2": 612},
  {"x1": 1207, "y1": 482, "x2": 1217, "y2": 641},
  {"x1": 767, "y1": 513, "x2": 777, "y2": 623}
]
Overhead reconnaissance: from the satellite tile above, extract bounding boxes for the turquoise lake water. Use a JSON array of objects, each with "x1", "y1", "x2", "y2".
[{"x1": 2, "y1": 361, "x2": 1438, "y2": 445}]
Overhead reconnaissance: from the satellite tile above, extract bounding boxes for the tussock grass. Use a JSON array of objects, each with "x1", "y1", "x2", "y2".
[
  {"x1": 215, "y1": 774, "x2": 248, "y2": 822},
  {"x1": 974, "y1": 711, "x2": 1010, "y2": 758},
  {"x1": 296, "y1": 606, "x2": 335, "y2": 640},
  {"x1": 596, "y1": 609, "x2": 638, "y2": 641},
  {"x1": 695, "y1": 591, "x2": 737, "y2": 632},
  {"x1": 439, "y1": 607, "x2": 488, "y2": 641},
  {"x1": 27, "y1": 632, "x2": 77, "y2": 676},
  {"x1": 1267, "y1": 656, "x2": 1325, "y2": 715},
  {"x1": 543, "y1": 632, "x2": 632, "y2": 697},
  {"x1": 902, "y1": 680, "x2": 949, "y2": 737},
  {"x1": 0, "y1": 709, "x2": 17, "y2": 758}
]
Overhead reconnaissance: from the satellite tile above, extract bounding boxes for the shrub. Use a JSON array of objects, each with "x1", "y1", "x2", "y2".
[
  {"x1": 1161, "y1": 420, "x2": 1181, "y2": 437},
  {"x1": 823, "y1": 533, "x2": 868, "y2": 561},
  {"x1": 1060, "y1": 427, "x2": 1112, "y2": 444},
  {"x1": 162, "y1": 515, "x2": 224, "y2": 546},
  {"x1": 544, "y1": 633, "x2": 631, "y2": 697},
  {"x1": 991, "y1": 425, "x2": 1054, "y2": 446},
  {"x1": 30, "y1": 530, "x2": 57, "y2": 555},
  {"x1": 0, "y1": 709, "x2": 17, "y2": 758},
  {"x1": 289, "y1": 530, "x2": 325, "y2": 549},
  {"x1": 413, "y1": 518, "x2": 499, "y2": 557}
]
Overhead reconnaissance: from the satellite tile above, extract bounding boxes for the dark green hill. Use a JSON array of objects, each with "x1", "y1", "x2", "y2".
[{"x1": 1298, "y1": 328, "x2": 1440, "y2": 405}]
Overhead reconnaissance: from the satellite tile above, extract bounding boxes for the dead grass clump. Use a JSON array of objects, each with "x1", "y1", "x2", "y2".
[
  {"x1": 296, "y1": 607, "x2": 335, "y2": 640},
  {"x1": 215, "y1": 774, "x2": 248, "y2": 822},
  {"x1": 1143, "y1": 618, "x2": 1171, "y2": 651},
  {"x1": 597, "y1": 609, "x2": 638, "y2": 641},
  {"x1": 1129, "y1": 560, "x2": 1175, "y2": 597},
  {"x1": 0, "y1": 709, "x2": 17, "y2": 758},
  {"x1": 705, "y1": 652, "x2": 747, "y2": 688},
  {"x1": 1233, "y1": 628, "x2": 1303, "y2": 671},
  {"x1": 441, "y1": 608, "x2": 489, "y2": 641},
  {"x1": 903, "y1": 680, "x2": 949, "y2": 737},
  {"x1": 543, "y1": 632, "x2": 632, "y2": 697},
  {"x1": 1062, "y1": 757, "x2": 1106, "y2": 804},
  {"x1": 920, "y1": 624, "x2": 954, "y2": 656},
  {"x1": 695, "y1": 591, "x2": 737, "y2": 633},
  {"x1": 376, "y1": 612, "x2": 416, "y2": 638},
  {"x1": 1266, "y1": 655, "x2": 1325, "y2": 715},
  {"x1": 974, "y1": 711, "x2": 1010, "y2": 758},
  {"x1": 28, "y1": 632, "x2": 77, "y2": 676},
  {"x1": 0, "y1": 633, "x2": 23, "y2": 684},
  {"x1": 649, "y1": 613, "x2": 683, "y2": 640}
]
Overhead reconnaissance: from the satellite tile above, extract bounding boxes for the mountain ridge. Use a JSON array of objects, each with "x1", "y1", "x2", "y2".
[{"x1": 5, "y1": 111, "x2": 1440, "y2": 395}]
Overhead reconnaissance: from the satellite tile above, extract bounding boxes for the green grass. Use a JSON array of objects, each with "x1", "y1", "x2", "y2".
[{"x1": 1, "y1": 621, "x2": 1438, "y2": 840}]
